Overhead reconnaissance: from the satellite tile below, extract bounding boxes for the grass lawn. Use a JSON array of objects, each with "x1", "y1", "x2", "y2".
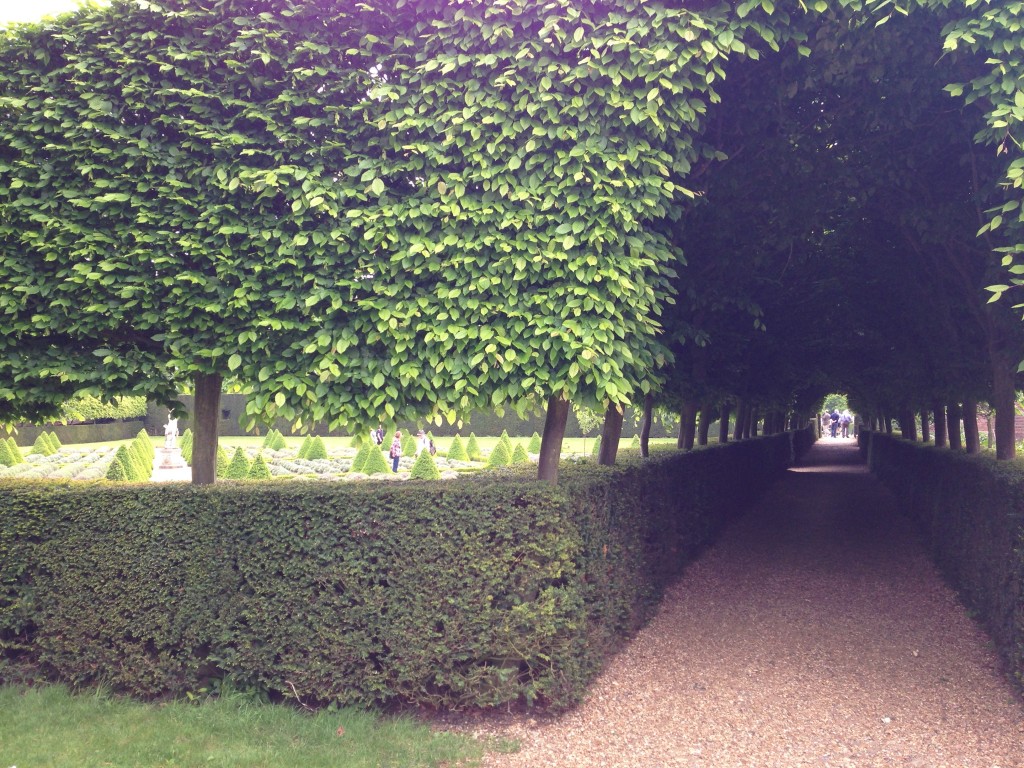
[{"x1": 0, "y1": 685, "x2": 504, "y2": 768}]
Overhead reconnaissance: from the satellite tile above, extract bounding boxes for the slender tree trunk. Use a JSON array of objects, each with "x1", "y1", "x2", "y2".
[
  {"x1": 963, "y1": 398, "x2": 979, "y2": 454},
  {"x1": 191, "y1": 372, "x2": 222, "y2": 486},
  {"x1": 986, "y1": 408, "x2": 995, "y2": 449},
  {"x1": 883, "y1": 414, "x2": 892, "y2": 434},
  {"x1": 697, "y1": 405, "x2": 712, "y2": 446},
  {"x1": 947, "y1": 402, "x2": 963, "y2": 450},
  {"x1": 992, "y1": 362, "x2": 1017, "y2": 460},
  {"x1": 749, "y1": 407, "x2": 759, "y2": 438},
  {"x1": 920, "y1": 408, "x2": 931, "y2": 443},
  {"x1": 732, "y1": 400, "x2": 745, "y2": 441},
  {"x1": 597, "y1": 404, "x2": 624, "y2": 466},
  {"x1": 639, "y1": 393, "x2": 654, "y2": 458},
  {"x1": 900, "y1": 408, "x2": 917, "y2": 441},
  {"x1": 681, "y1": 401, "x2": 698, "y2": 451},
  {"x1": 932, "y1": 402, "x2": 947, "y2": 447},
  {"x1": 538, "y1": 396, "x2": 569, "y2": 484},
  {"x1": 719, "y1": 402, "x2": 731, "y2": 444}
]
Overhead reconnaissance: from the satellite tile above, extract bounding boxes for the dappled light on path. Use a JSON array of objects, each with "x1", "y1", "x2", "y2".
[{"x1": 472, "y1": 440, "x2": 1024, "y2": 768}]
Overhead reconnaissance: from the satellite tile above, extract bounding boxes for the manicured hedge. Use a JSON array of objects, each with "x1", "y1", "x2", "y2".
[
  {"x1": 860, "y1": 432, "x2": 1024, "y2": 689},
  {"x1": 0, "y1": 430, "x2": 809, "y2": 710}
]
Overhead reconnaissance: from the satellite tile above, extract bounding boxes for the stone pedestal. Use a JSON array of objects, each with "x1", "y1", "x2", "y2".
[{"x1": 158, "y1": 446, "x2": 187, "y2": 469}]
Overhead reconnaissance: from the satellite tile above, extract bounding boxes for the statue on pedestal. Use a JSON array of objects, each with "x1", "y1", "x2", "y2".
[{"x1": 163, "y1": 417, "x2": 179, "y2": 449}]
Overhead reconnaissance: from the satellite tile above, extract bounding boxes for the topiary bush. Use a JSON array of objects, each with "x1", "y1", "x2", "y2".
[
  {"x1": 528, "y1": 432, "x2": 542, "y2": 453},
  {"x1": 6, "y1": 438, "x2": 23, "y2": 464},
  {"x1": 0, "y1": 440, "x2": 16, "y2": 468},
  {"x1": 511, "y1": 443, "x2": 530, "y2": 464},
  {"x1": 446, "y1": 435, "x2": 468, "y2": 461},
  {"x1": 401, "y1": 433, "x2": 417, "y2": 458},
  {"x1": 105, "y1": 447, "x2": 134, "y2": 482},
  {"x1": 362, "y1": 445, "x2": 391, "y2": 475},
  {"x1": 30, "y1": 434, "x2": 54, "y2": 457},
  {"x1": 47, "y1": 431, "x2": 62, "y2": 450},
  {"x1": 465, "y1": 433, "x2": 483, "y2": 461},
  {"x1": 487, "y1": 440, "x2": 511, "y2": 468},
  {"x1": 215, "y1": 446, "x2": 230, "y2": 478},
  {"x1": 296, "y1": 435, "x2": 313, "y2": 460},
  {"x1": 225, "y1": 448, "x2": 251, "y2": 480},
  {"x1": 409, "y1": 449, "x2": 441, "y2": 480},
  {"x1": 350, "y1": 443, "x2": 370, "y2": 473},
  {"x1": 629, "y1": 434, "x2": 640, "y2": 449},
  {"x1": 247, "y1": 453, "x2": 272, "y2": 480},
  {"x1": 305, "y1": 436, "x2": 328, "y2": 461}
]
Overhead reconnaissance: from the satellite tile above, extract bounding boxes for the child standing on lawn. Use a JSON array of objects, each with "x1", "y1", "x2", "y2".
[{"x1": 389, "y1": 430, "x2": 402, "y2": 472}]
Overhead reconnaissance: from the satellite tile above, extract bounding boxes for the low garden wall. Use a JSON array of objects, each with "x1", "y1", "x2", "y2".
[
  {"x1": 859, "y1": 431, "x2": 1024, "y2": 689},
  {"x1": 1, "y1": 429, "x2": 811, "y2": 711}
]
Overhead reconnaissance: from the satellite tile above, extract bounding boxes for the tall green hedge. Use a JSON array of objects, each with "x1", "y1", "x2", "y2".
[
  {"x1": 861, "y1": 432, "x2": 1024, "y2": 689},
  {"x1": 0, "y1": 430, "x2": 807, "y2": 710}
]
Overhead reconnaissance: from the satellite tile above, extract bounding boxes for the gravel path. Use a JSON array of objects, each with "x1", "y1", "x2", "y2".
[{"x1": 467, "y1": 439, "x2": 1024, "y2": 767}]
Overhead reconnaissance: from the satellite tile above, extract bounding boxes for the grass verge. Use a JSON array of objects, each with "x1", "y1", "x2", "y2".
[{"x1": 0, "y1": 685, "x2": 505, "y2": 768}]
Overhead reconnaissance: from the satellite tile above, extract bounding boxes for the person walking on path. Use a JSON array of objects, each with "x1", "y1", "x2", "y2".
[
  {"x1": 388, "y1": 430, "x2": 402, "y2": 472},
  {"x1": 471, "y1": 439, "x2": 1024, "y2": 768}
]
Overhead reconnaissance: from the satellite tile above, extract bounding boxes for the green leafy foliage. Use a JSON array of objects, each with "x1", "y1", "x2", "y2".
[
  {"x1": 511, "y1": 443, "x2": 530, "y2": 464},
  {"x1": 528, "y1": 432, "x2": 542, "y2": 454},
  {"x1": 225, "y1": 448, "x2": 251, "y2": 480},
  {"x1": 447, "y1": 435, "x2": 468, "y2": 462},
  {"x1": 296, "y1": 436, "x2": 313, "y2": 460},
  {"x1": 6, "y1": 438, "x2": 23, "y2": 464},
  {"x1": 247, "y1": 454, "x2": 272, "y2": 480},
  {"x1": 401, "y1": 433, "x2": 417, "y2": 458},
  {"x1": 58, "y1": 396, "x2": 148, "y2": 424},
  {"x1": 630, "y1": 434, "x2": 641, "y2": 449},
  {"x1": 408, "y1": 450, "x2": 441, "y2": 480},
  {"x1": 47, "y1": 432, "x2": 62, "y2": 450},
  {"x1": 0, "y1": 439, "x2": 15, "y2": 467}
]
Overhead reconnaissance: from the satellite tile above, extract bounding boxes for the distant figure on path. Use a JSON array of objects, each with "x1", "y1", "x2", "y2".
[
  {"x1": 830, "y1": 410, "x2": 840, "y2": 438},
  {"x1": 389, "y1": 430, "x2": 403, "y2": 472},
  {"x1": 840, "y1": 410, "x2": 852, "y2": 438}
]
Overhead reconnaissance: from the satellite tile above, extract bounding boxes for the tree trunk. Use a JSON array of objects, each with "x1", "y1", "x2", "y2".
[
  {"x1": 947, "y1": 402, "x2": 963, "y2": 450},
  {"x1": 900, "y1": 408, "x2": 917, "y2": 441},
  {"x1": 191, "y1": 372, "x2": 222, "y2": 486},
  {"x1": 639, "y1": 393, "x2": 654, "y2": 458},
  {"x1": 719, "y1": 402, "x2": 731, "y2": 443},
  {"x1": 697, "y1": 405, "x2": 712, "y2": 446},
  {"x1": 749, "y1": 407, "x2": 759, "y2": 438},
  {"x1": 920, "y1": 408, "x2": 931, "y2": 443},
  {"x1": 681, "y1": 401, "x2": 698, "y2": 451},
  {"x1": 597, "y1": 403, "x2": 624, "y2": 466},
  {"x1": 986, "y1": 409, "x2": 995, "y2": 449},
  {"x1": 882, "y1": 414, "x2": 892, "y2": 434},
  {"x1": 992, "y1": 361, "x2": 1017, "y2": 460},
  {"x1": 963, "y1": 398, "x2": 979, "y2": 454},
  {"x1": 732, "y1": 400, "x2": 745, "y2": 441},
  {"x1": 538, "y1": 396, "x2": 569, "y2": 484},
  {"x1": 932, "y1": 402, "x2": 947, "y2": 448}
]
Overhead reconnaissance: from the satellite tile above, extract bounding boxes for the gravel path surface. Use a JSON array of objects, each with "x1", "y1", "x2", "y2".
[{"x1": 466, "y1": 439, "x2": 1024, "y2": 767}]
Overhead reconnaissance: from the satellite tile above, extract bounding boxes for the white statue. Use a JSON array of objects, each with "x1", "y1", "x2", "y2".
[{"x1": 163, "y1": 416, "x2": 179, "y2": 449}]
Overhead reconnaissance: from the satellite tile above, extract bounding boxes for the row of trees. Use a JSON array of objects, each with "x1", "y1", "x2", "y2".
[{"x1": 1, "y1": 0, "x2": 1022, "y2": 483}]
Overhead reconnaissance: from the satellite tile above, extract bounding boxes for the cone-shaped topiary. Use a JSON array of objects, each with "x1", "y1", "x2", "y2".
[
  {"x1": 630, "y1": 434, "x2": 640, "y2": 449},
  {"x1": 136, "y1": 429, "x2": 154, "y2": 460},
  {"x1": 105, "y1": 452, "x2": 129, "y2": 482},
  {"x1": 487, "y1": 439, "x2": 512, "y2": 468},
  {"x1": 447, "y1": 435, "x2": 468, "y2": 461},
  {"x1": 181, "y1": 439, "x2": 192, "y2": 465},
  {"x1": 296, "y1": 435, "x2": 313, "y2": 459},
  {"x1": 0, "y1": 439, "x2": 15, "y2": 467},
  {"x1": 349, "y1": 433, "x2": 364, "y2": 449},
  {"x1": 128, "y1": 441, "x2": 151, "y2": 480},
  {"x1": 261, "y1": 429, "x2": 277, "y2": 449},
  {"x1": 248, "y1": 453, "x2": 272, "y2": 479},
  {"x1": 180, "y1": 428, "x2": 193, "y2": 451},
  {"x1": 47, "y1": 431, "x2": 62, "y2": 449},
  {"x1": 363, "y1": 445, "x2": 391, "y2": 475},
  {"x1": 350, "y1": 442, "x2": 370, "y2": 473},
  {"x1": 527, "y1": 432, "x2": 541, "y2": 453},
  {"x1": 409, "y1": 448, "x2": 441, "y2": 480},
  {"x1": 109, "y1": 445, "x2": 137, "y2": 481},
  {"x1": 306, "y1": 435, "x2": 328, "y2": 460},
  {"x1": 271, "y1": 430, "x2": 288, "y2": 451},
  {"x1": 30, "y1": 433, "x2": 53, "y2": 456},
  {"x1": 7, "y1": 438, "x2": 23, "y2": 464},
  {"x1": 498, "y1": 431, "x2": 513, "y2": 458},
  {"x1": 43, "y1": 432, "x2": 59, "y2": 454},
  {"x1": 591, "y1": 436, "x2": 601, "y2": 456},
  {"x1": 226, "y1": 447, "x2": 251, "y2": 479},
  {"x1": 466, "y1": 433, "x2": 483, "y2": 461},
  {"x1": 511, "y1": 443, "x2": 530, "y2": 464},
  {"x1": 216, "y1": 446, "x2": 230, "y2": 478},
  {"x1": 401, "y1": 432, "x2": 417, "y2": 457}
]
